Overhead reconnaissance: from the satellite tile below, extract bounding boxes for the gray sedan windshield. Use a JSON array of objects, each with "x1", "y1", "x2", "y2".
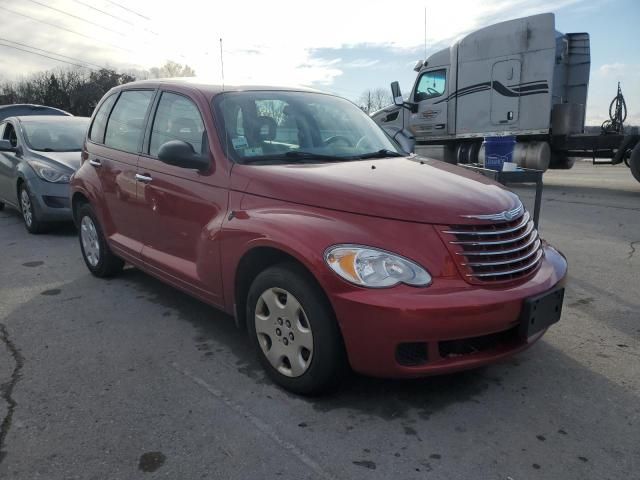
[
  {"x1": 213, "y1": 91, "x2": 402, "y2": 163},
  {"x1": 22, "y1": 119, "x2": 89, "y2": 152}
]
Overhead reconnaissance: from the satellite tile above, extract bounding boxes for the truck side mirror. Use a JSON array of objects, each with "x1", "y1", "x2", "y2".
[{"x1": 391, "y1": 81, "x2": 403, "y2": 106}]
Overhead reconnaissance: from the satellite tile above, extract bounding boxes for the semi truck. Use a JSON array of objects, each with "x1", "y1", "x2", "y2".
[{"x1": 372, "y1": 13, "x2": 640, "y2": 183}]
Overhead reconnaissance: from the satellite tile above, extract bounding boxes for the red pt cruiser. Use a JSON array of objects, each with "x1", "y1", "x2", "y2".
[{"x1": 70, "y1": 80, "x2": 567, "y2": 394}]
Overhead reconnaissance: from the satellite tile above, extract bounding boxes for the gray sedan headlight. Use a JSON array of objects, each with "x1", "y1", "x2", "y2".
[
  {"x1": 28, "y1": 160, "x2": 71, "y2": 183},
  {"x1": 325, "y1": 244, "x2": 432, "y2": 288}
]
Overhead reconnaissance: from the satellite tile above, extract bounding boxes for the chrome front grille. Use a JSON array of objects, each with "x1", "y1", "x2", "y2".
[{"x1": 440, "y1": 210, "x2": 543, "y2": 283}]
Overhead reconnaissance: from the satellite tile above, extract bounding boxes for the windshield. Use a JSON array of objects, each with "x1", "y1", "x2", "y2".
[
  {"x1": 22, "y1": 119, "x2": 89, "y2": 152},
  {"x1": 212, "y1": 91, "x2": 403, "y2": 164}
]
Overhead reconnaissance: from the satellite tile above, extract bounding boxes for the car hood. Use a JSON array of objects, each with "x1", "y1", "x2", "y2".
[
  {"x1": 29, "y1": 151, "x2": 81, "y2": 172},
  {"x1": 232, "y1": 156, "x2": 522, "y2": 224}
]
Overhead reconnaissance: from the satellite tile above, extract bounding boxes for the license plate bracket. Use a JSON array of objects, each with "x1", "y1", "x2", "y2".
[{"x1": 519, "y1": 287, "x2": 565, "y2": 339}]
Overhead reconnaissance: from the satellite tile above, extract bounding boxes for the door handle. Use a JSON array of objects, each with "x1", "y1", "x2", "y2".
[
  {"x1": 135, "y1": 173, "x2": 153, "y2": 183},
  {"x1": 89, "y1": 158, "x2": 101, "y2": 167}
]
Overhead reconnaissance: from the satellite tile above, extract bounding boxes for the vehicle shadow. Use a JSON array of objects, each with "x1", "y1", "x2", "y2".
[{"x1": 116, "y1": 267, "x2": 509, "y2": 418}]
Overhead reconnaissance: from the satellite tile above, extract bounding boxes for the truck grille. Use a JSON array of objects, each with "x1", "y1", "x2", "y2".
[{"x1": 440, "y1": 210, "x2": 543, "y2": 283}]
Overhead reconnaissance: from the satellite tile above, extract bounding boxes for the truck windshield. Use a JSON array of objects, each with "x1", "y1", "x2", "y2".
[{"x1": 213, "y1": 91, "x2": 403, "y2": 164}]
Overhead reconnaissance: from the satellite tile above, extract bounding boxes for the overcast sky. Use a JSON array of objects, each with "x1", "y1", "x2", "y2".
[{"x1": 0, "y1": 0, "x2": 638, "y2": 125}]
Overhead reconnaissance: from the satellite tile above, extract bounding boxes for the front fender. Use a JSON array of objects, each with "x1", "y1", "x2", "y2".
[{"x1": 219, "y1": 192, "x2": 456, "y2": 314}]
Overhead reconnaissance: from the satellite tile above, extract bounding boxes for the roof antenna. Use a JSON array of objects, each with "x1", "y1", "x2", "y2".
[
  {"x1": 424, "y1": 7, "x2": 427, "y2": 61},
  {"x1": 219, "y1": 37, "x2": 225, "y2": 91}
]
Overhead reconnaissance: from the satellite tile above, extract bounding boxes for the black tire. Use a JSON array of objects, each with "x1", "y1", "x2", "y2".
[
  {"x1": 18, "y1": 184, "x2": 48, "y2": 234},
  {"x1": 0, "y1": 201, "x2": 4, "y2": 211},
  {"x1": 77, "y1": 203, "x2": 124, "y2": 277},
  {"x1": 630, "y1": 144, "x2": 640, "y2": 183},
  {"x1": 246, "y1": 262, "x2": 347, "y2": 395},
  {"x1": 549, "y1": 153, "x2": 575, "y2": 170}
]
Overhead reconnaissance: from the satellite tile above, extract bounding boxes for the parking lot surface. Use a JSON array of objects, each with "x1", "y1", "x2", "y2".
[{"x1": 1, "y1": 161, "x2": 638, "y2": 479}]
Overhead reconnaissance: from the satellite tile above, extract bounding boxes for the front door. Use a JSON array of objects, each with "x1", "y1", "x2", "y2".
[
  {"x1": 137, "y1": 90, "x2": 227, "y2": 306},
  {"x1": 87, "y1": 90, "x2": 155, "y2": 259},
  {"x1": 0, "y1": 122, "x2": 20, "y2": 205},
  {"x1": 408, "y1": 68, "x2": 449, "y2": 139}
]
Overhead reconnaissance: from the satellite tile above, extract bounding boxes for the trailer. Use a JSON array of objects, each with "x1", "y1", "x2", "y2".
[{"x1": 373, "y1": 13, "x2": 640, "y2": 183}]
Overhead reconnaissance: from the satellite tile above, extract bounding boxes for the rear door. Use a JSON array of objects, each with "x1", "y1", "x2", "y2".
[
  {"x1": 490, "y1": 59, "x2": 521, "y2": 125},
  {"x1": 408, "y1": 68, "x2": 449, "y2": 139},
  {"x1": 137, "y1": 90, "x2": 227, "y2": 306},
  {"x1": 86, "y1": 89, "x2": 155, "y2": 259}
]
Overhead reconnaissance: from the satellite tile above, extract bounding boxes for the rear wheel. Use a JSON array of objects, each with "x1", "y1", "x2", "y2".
[
  {"x1": 0, "y1": 201, "x2": 4, "y2": 211},
  {"x1": 246, "y1": 263, "x2": 347, "y2": 395},
  {"x1": 77, "y1": 203, "x2": 124, "y2": 277},
  {"x1": 19, "y1": 184, "x2": 47, "y2": 234},
  {"x1": 630, "y1": 144, "x2": 640, "y2": 183},
  {"x1": 549, "y1": 153, "x2": 575, "y2": 170}
]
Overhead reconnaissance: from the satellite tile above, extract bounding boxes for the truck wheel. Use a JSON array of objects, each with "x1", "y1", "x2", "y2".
[
  {"x1": 0, "y1": 201, "x2": 4, "y2": 211},
  {"x1": 630, "y1": 144, "x2": 640, "y2": 183},
  {"x1": 77, "y1": 203, "x2": 124, "y2": 277},
  {"x1": 246, "y1": 262, "x2": 347, "y2": 395},
  {"x1": 549, "y1": 153, "x2": 575, "y2": 170}
]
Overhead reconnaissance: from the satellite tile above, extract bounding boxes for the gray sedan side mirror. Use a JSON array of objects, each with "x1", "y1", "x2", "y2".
[{"x1": 0, "y1": 139, "x2": 15, "y2": 152}]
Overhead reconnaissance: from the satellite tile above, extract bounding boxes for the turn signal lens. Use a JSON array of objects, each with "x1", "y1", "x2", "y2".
[{"x1": 325, "y1": 245, "x2": 432, "y2": 288}]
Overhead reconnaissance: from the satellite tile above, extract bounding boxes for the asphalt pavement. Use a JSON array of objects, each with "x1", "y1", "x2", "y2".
[{"x1": 0, "y1": 161, "x2": 638, "y2": 479}]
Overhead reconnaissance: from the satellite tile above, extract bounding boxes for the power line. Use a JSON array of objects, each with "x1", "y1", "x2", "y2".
[
  {"x1": 25, "y1": 0, "x2": 128, "y2": 37},
  {"x1": 0, "y1": 42, "x2": 92, "y2": 69},
  {"x1": 70, "y1": 0, "x2": 134, "y2": 25},
  {"x1": 1, "y1": 6, "x2": 135, "y2": 54},
  {"x1": 105, "y1": 0, "x2": 151, "y2": 21},
  {"x1": 0, "y1": 37, "x2": 109, "y2": 70},
  {"x1": 70, "y1": 0, "x2": 158, "y2": 36}
]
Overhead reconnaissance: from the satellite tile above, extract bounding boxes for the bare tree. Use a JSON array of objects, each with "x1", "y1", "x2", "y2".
[
  {"x1": 358, "y1": 87, "x2": 392, "y2": 114},
  {"x1": 148, "y1": 61, "x2": 196, "y2": 79}
]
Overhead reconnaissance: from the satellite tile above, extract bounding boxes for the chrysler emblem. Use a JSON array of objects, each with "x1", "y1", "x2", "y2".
[{"x1": 461, "y1": 203, "x2": 524, "y2": 222}]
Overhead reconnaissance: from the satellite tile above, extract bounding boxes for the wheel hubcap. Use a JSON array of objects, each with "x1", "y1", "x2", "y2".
[
  {"x1": 20, "y1": 189, "x2": 32, "y2": 226},
  {"x1": 80, "y1": 216, "x2": 100, "y2": 267},
  {"x1": 254, "y1": 288, "x2": 313, "y2": 378}
]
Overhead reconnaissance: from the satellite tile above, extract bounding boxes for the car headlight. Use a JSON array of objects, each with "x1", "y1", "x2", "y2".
[
  {"x1": 27, "y1": 161, "x2": 71, "y2": 183},
  {"x1": 324, "y1": 244, "x2": 432, "y2": 288}
]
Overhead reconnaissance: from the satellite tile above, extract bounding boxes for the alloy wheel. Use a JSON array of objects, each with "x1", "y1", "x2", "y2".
[
  {"x1": 80, "y1": 216, "x2": 101, "y2": 267},
  {"x1": 20, "y1": 188, "x2": 33, "y2": 227},
  {"x1": 254, "y1": 287, "x2": 314, "y2": 377}
]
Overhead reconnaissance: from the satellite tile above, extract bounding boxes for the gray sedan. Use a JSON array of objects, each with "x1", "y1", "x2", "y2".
[{"x1": 0, "y1": 115, "x2": 90, "y2": 233}]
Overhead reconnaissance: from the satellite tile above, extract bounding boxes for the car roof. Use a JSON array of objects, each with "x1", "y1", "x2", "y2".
[
  {"x1": 112, "y1": 78, "x2": 330, "y2": 99},
  {"x1": 15, "y1": 115, "x2": 89, "y2": 123},
  {"x1": 0, "y1": 104, "x2": 72, "y2": 115}
]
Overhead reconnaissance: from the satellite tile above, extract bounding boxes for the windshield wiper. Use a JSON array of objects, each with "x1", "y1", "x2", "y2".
[
  {"x1": 242, "y1": 151, "x2": 346, "y2": 164},
  {"x1": 357, "y1": 149, "x2": 405, "y2": 159}
]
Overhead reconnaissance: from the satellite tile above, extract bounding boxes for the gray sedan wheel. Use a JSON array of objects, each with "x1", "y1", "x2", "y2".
[{"x1": 19, "y1": 184, "x2": 46, "y2": 234}]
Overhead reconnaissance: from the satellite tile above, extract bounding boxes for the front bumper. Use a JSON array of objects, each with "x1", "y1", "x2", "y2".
[
  {"x1": 330, "y1": 245, "x2": 567, "y2": 378},
  {"x1": 24, "y1": 175, "x2": 72, "y2": 223}
]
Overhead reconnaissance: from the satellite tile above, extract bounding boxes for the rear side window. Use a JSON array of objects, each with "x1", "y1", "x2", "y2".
[
  {"x1": 89, "y1": 94, "x2": 117, "y2": 143},
  {"x1": 149, "y1": 92, "x2": 205, "y2": 157},
  {"x1": 104, "y1": 90, "x2": 154, "y2": 153}
]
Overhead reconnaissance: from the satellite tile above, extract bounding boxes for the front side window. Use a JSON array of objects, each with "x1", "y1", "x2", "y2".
[
  {"x1": 149, "y1": 92, "x2": 205, "y2": 157},
  {"x1": 213, "y1": 91, "x2": 402, "y2": 164},
  {"x1": 22, "y1": 119, "x2": 90, "y2": 152},
  {"x1": 104, "y1": 90, "x2": 154, "y2": 153},
  {"x1": 2, "y1": 122, "x2": 18, "y2": 147},
  {"x1": 415, "y1": 69, "x2": 447, "y2": 102},
  {"x1": 89, "y1": 93, "x2": 117, "y2": 143}
]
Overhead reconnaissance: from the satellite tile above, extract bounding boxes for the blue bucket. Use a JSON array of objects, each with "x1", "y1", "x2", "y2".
[{"x1": 484, "y1": 136, "x2": 516, "y2": 171}]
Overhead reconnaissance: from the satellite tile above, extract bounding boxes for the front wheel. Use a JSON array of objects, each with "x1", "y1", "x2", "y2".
[
  {"x1": 19, "y1": 184, "x2": 47, "y2": 234},
  {"x1": 77, "y1": 203, "x2": 124, "y2": 277},
  {"x1": 246, "y1": 263, "x2": 347, "y2": 395},
  {"x1": 630, "y1": 144, "x2": 640, "y2": 183}
]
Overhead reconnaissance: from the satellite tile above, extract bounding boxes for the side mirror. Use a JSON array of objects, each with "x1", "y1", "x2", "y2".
[
  {"x1": 0, "y1": 139, "x2": 15, "y2": 152},
  {"x1": 391, "y1": 81, "x2": 403, "y2": 106},
  {"x1": 157, "y1": 140, "x2": 209, "y2": 171}
]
